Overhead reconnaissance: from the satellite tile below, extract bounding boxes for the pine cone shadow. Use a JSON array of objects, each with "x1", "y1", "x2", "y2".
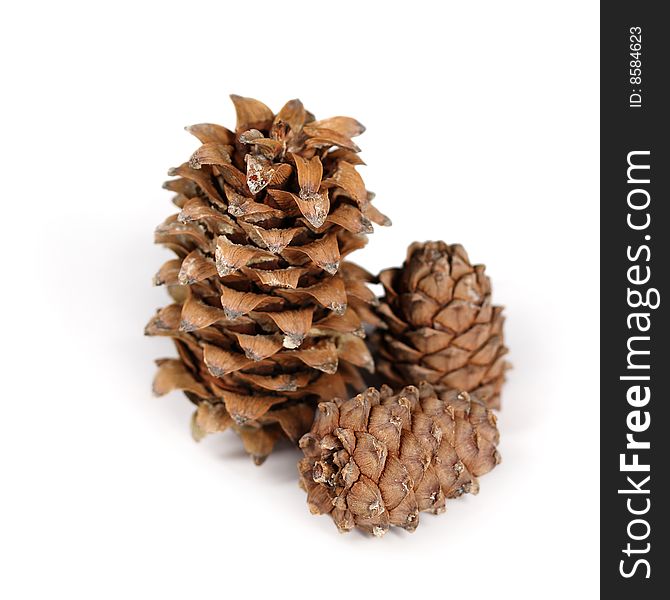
[
  {"x1": 103, "y1": 226, "x2": 192, "y2": 432},
  {"x1": 211, "y1": 436, "x2": 303, "y2": 483}
]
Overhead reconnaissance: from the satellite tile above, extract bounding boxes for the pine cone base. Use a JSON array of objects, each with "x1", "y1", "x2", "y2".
[{"x1": 298, "y1": 383, "x2": 500, "y2": 535}]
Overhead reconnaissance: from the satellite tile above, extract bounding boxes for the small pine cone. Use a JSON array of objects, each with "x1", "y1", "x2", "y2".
[
  {"x1": 146, "y1": 95, "x2": 390, "y2": 464},
  {"x1": 298, "y1": 383, "x2": 501, "y2": 536},
  {"x1": 375, "y1": 241, "x2": 509, "y2": 409}
]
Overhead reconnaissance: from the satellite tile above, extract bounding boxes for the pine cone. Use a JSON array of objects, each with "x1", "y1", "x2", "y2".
[
  {"x1": 375, "y1": 241, "x2": 508, "y2": 409},
  {"x1": 298, "y1": 383, "x2": 500, "y2": 535},
  {"x1": 146, "y1": 95, "x2": 390, "y2": 464}
]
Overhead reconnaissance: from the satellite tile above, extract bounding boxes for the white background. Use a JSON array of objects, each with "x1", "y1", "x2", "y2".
[{"x1": 1, "y1": 1, "x2": 599, "y2": 598}]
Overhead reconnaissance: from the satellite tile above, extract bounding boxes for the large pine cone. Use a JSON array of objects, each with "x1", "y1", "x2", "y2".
[
  {"x1": 298, "y1": 383, "x2": 500, "y2": 535},
  {"x1": 375, "y1": 241, "x2": 508, "y2": 409},
  {"x1": 146, "y1": 95, "x2": 390, "y2": 464}
]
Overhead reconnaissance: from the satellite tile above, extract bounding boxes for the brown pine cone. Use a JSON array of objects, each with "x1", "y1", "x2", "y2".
[
  {"x1": 375, "y1": 241, "x2": 508, "y2": 409},
  {"x1": 298, "y1": 383, "x2": 500, "y2": 535},
  {"x1": 146, "y1": 95, "x2": 390, "y2": 464}
]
